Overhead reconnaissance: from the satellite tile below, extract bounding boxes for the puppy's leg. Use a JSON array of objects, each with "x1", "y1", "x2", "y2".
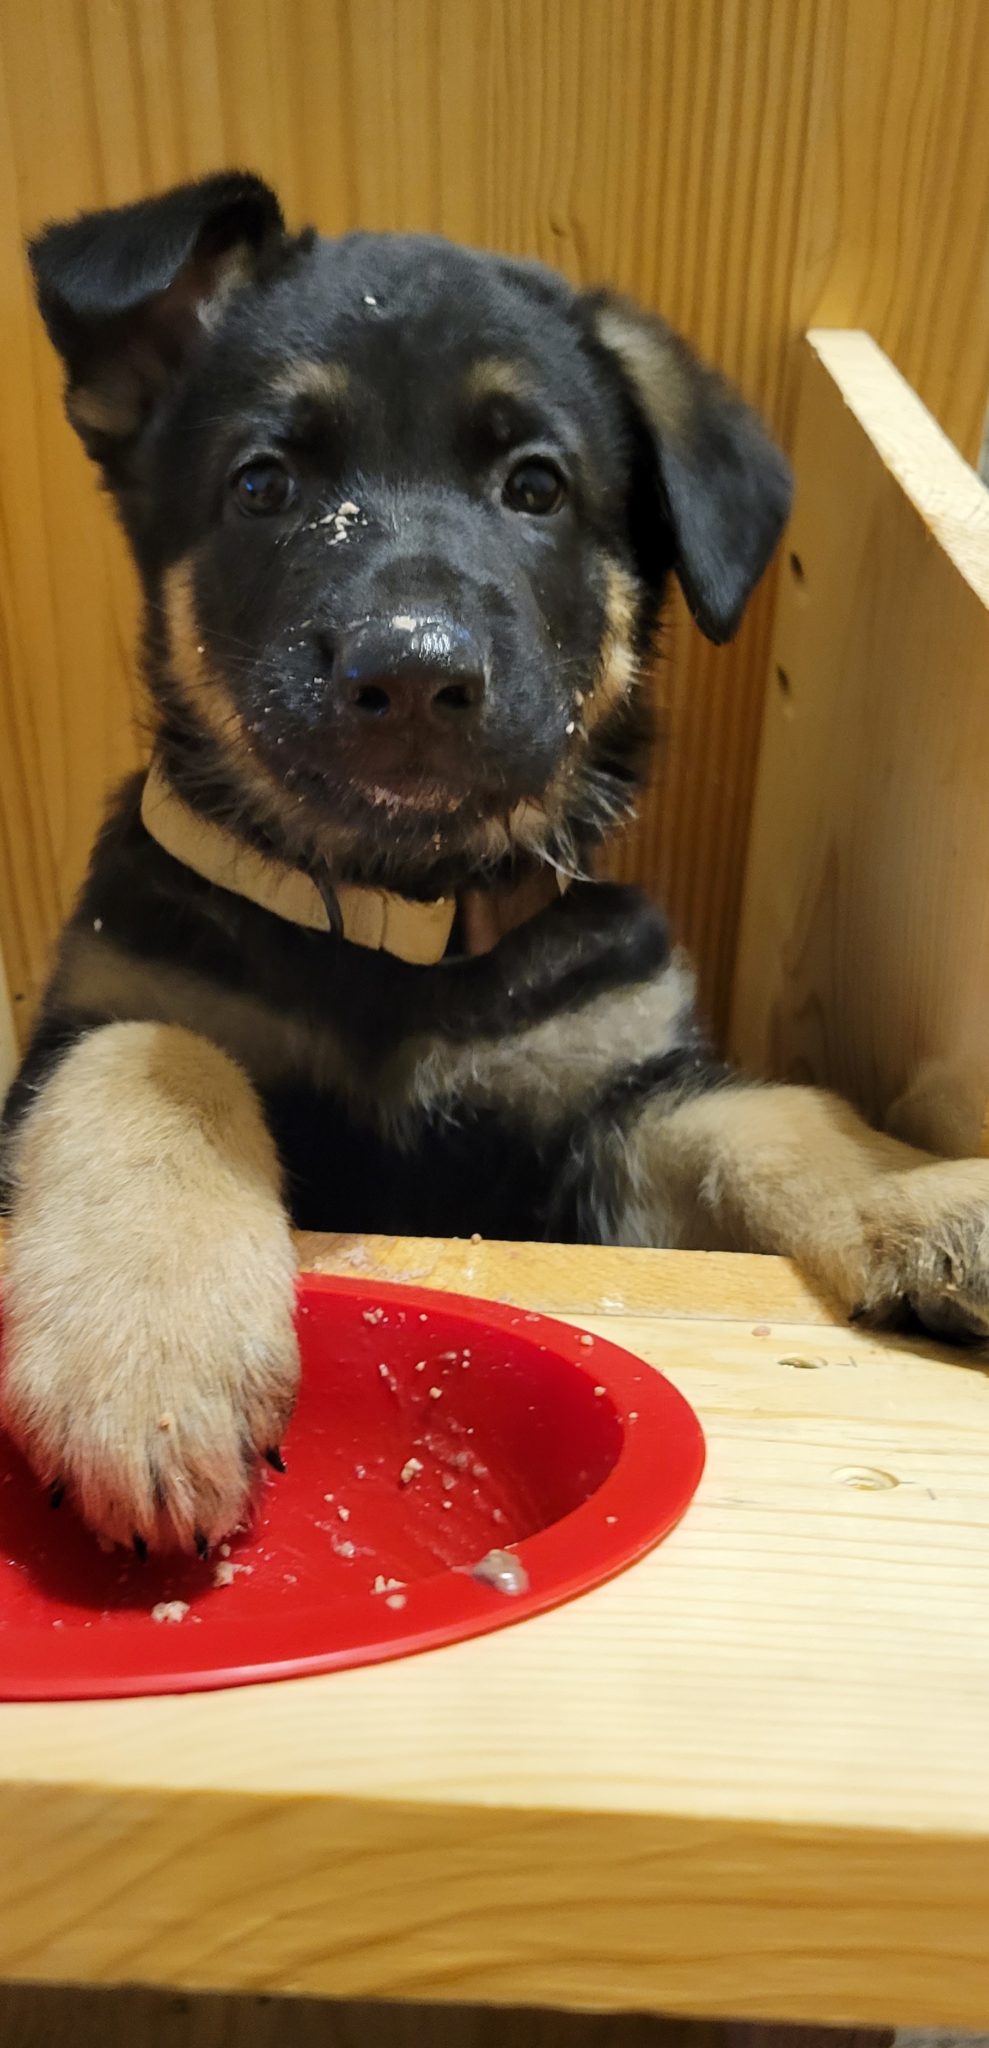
[
  {"x1": 1, "y1": 1021, "x2": 298, "y2": 1551},
  {"x1": 604, "y1": 1080, "x2": 989, "y2": 1338}
]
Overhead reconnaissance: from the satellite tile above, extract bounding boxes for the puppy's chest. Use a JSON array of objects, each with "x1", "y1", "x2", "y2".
[{"x1": 263, "y1": 1080, "x2": 571, "y2": 1239}]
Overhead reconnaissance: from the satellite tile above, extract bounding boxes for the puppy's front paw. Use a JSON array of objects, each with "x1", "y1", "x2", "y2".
[
  {"x1": 0, "y1": 1020, "x2": 299, "y2": 1551},
  {"x1": 1, "y1": 1237, "x2": 299, "y2": 1551},
  {"x1": 854, "y1": 1160, "x2": 989, "y2": 1341}
]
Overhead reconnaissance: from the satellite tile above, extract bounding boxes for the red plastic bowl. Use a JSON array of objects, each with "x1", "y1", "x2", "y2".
[{"x1": 0, "y1": 1272, "x2": 704, "y2": 1700}]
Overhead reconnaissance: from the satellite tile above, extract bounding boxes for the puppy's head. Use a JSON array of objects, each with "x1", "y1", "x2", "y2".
[{"x1": 31, "y1": 171, "x2": 791, "y2": 891}]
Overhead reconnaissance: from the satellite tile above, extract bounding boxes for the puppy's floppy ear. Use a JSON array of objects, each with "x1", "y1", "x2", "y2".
[
  {"x1": 29, "y1": 170, "x2": 285, "y2": 468},
  {"x1": 584, "y1": 291, "x2": 792, "y2": 644}
]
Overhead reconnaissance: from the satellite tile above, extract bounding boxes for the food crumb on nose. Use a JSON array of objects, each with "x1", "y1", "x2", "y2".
[
  {"x1": 565, "y1": 721, "x2": 576, "y2": 734},
  {"x1": 93, "y1": 917, "x2": 103, "y2": 932},
  {"x1": 363, "y1": 294, "x2": 378, "y2": 306}
]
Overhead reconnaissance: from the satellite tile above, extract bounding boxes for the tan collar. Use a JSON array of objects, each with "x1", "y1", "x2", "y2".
[{"x1": 140, "y1": 762, "x2": 564, "y2": 966}]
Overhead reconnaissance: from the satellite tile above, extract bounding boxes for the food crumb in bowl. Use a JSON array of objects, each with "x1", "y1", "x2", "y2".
[
  {"x1": 213, "y1": 1561, "x2": 253, "y2": 1588},
  {"x1": 593, "y1": 1384, "x2": 606, "y2": 1396},
  {"x1": 399, "y1": 1455, "x2": 424, "y2": 1486},
  {"x1": 151, "y1": 1600, "x2": 190, "y2": 1625},
  {"x1": 428, "y1": 1385, "x2": 442, "y2": 1399},
  {"x1": 386, "y1": 1591, "x2": 407, "y2": 1609},
  {"x1": 337, "y1": 1505, "x2": 350, "y2": 1522},
  {"x1": 219, "y1": 1542, "x2": 231, "y2": 1558},
  {"x1": 578, "y1": 1333, "x2": 594, "y2": 1348},
  {"x1": 605, "y1": 1514, "x2": 617, "y2": 1525},
  {"x1": 363, "y1": 1307, "x2": 385, "y2": 1325},
  {"x1": 373, "y1": 1573, "x2": 405, "y2": 1594},
  {"x1": 471, "y1": 1549, "x2": 529, "y2": 1597}
]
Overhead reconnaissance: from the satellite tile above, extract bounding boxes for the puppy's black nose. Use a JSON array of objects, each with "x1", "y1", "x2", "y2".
[{"x1": 334, "y1": 615, "x2": 486, "y2": 727}]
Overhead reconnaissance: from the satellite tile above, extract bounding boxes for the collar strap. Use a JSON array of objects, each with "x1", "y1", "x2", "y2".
[{"x1": 140, "y1": 762, "x2": 564, "y2": 965}]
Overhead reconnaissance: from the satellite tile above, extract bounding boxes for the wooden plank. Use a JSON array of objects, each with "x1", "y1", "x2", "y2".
[
  {"x1": 732, "y1": 331, "x2": 989, "y2": 1147},
  {"x1": 1, "y1": 2, "x2": 987, "y2": 1045},
  {"x1": 0, "y1": 1236, "x2": 988, "y2": 2027}
]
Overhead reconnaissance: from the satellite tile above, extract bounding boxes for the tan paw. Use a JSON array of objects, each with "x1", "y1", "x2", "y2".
[
  {"x1": 1, "y1": 1236, "x2": 299, "y2": 1551},
  {"x1": 853, "y1": 1160, "x2": 989, "y2": 1341},
  {"x1": 0, "y1": 1020, "x2": 299, "y2": 1552}
]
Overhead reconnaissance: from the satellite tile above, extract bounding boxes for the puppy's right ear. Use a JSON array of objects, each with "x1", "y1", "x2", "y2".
[{"x1": 29, "y1": 170, "x2": 286, "y2": 472}]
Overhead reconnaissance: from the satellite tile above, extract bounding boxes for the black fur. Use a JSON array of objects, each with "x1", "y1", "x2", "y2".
[{"x1": 2, "y1": 172, "x2": 791, "y2": 1238}]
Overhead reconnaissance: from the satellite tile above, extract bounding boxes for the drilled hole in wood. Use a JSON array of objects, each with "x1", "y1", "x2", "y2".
[
  {"x1": 789, "y1": 550, "x2": 805, "y2": 585},
  {"x1": 776, "y1": 664, "x2": 791, "y2": 697}
]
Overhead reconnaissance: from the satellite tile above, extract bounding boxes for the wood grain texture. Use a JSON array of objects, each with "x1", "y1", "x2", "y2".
[
  {"x1": 1, "y1": 1235, "x2": 989, "y2": 2027},
  {"x1": 0, "y1": 0, "x2": 986, "y2": 1047},
  {"x1": 732, "y1": 331, "x2": 989, "y2": 1134}
]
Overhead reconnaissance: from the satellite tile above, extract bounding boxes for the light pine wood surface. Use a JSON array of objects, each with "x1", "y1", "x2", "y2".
[
  {"x1": 733, "y1": 331, "x2": 989, "y2": 1139},
  {"x1": 1, "y1": 0, "x2": 987, "y2": 1044},
  {"x1": 0, "y1": 1234, "x2": 987, "y2": 2029}
]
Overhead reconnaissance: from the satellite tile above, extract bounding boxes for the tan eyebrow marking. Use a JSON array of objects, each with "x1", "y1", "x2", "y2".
[
  {"x1": 464, "y1": 357, "x2": 534, "y2": 404},
  {"x1": 271, "y1": 360, "x2": 350, "y2": 404}
]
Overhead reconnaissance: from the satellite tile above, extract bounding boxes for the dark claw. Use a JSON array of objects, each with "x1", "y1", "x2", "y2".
[
  {"x1": 49, "y1": 1483, "x2": 65, "y2": 1510},
  {"x1": 195, "y1": 1530, "x2": 209, "y2": 1560},
  {"x1": 265, "y1": 1447, "x2": 287, "y2": 1473},
  {"x1": 133, "y1": 1533, "x2": 149, "y2": 1562}
]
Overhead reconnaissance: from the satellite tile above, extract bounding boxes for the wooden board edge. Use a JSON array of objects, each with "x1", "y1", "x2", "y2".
[{"x1": 805, "y1": 330, "x2": 989, "y2": 602}]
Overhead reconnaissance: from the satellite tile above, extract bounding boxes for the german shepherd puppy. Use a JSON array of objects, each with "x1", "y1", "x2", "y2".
[{"x1": 2, "y1": 171, "x2": 987, "y2": 1555}]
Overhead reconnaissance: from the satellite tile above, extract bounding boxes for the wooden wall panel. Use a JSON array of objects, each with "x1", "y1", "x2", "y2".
[
  {"x1": 732, "y1": 330, "x2": 989, "y2": 1141},
  {"x1": 0, "y1": 0, "x2": 986, "y2": 1049}
]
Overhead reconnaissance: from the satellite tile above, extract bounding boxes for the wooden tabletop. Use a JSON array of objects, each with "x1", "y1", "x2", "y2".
[{"x1": 1, "y1": 1234, "x2": 988, "y2": 2030}]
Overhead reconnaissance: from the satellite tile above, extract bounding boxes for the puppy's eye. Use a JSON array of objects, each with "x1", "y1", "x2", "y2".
[
  {"x1": 232, "y1": 458, "x2": 297, "y2": 516},
  {"x1": 503, "y1": 458, "x2": 566, "y2": 516}
]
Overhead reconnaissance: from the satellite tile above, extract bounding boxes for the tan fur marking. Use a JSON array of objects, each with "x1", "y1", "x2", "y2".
[
  {"x1": 59, "y1": 934, "x2": 354, "y2": 1097},
  {"x1": 585, "y1": 559, "x2": 640, "y2": 732},
  {"x1": 272, "y1": 360, "x2": 350, "y2": 404},
  {"x1": 67, "y1": 378, "x2": 141, "y2": 438},
  {"x1": 0, "y1": 1021, "x2": 298, "y2": 1553},
  {"x1": 464, "y1": 357, "x2": 533, "y2": 404},
  {"x1": 594, "y1": 304, "x2": 693, "y2": 440},
  {"x1": 163, "y1": 559, "x2": 249, "y2": 756},
  {"x1": 611, "y1": 1082, "x2": 989, "y2": 1337},
  {"x1": 399, "y1": 955, "x2": 695, "y2": 1136}
]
